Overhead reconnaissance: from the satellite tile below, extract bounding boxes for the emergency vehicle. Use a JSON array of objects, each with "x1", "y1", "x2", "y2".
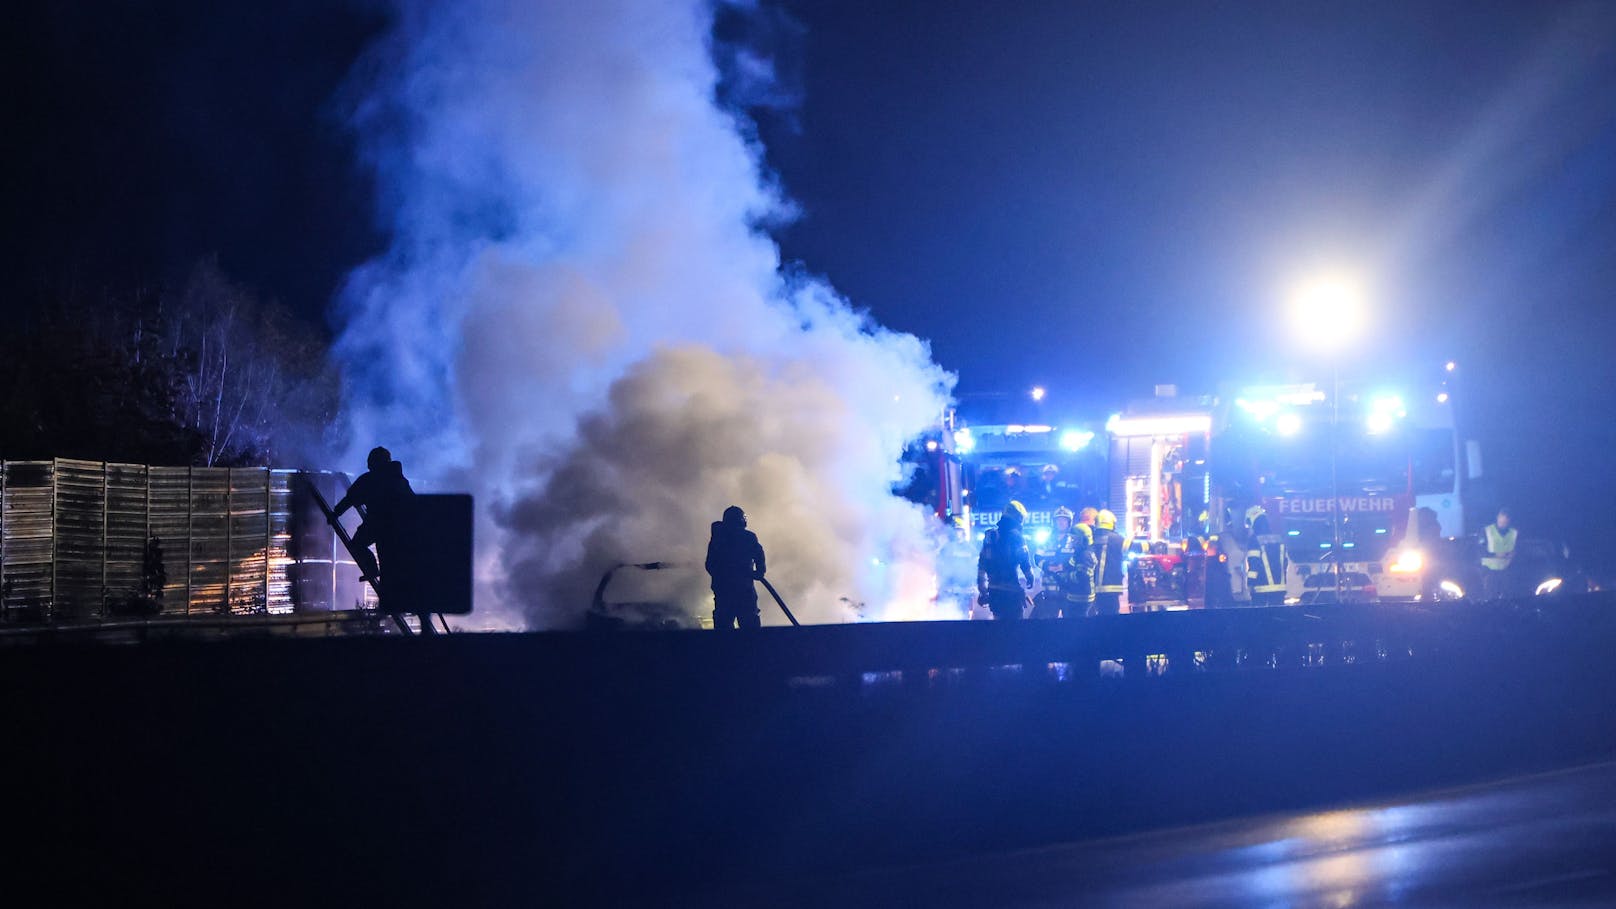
[{"x1": 1106, "y1": 373, "x2": 1478, "y2": 607}]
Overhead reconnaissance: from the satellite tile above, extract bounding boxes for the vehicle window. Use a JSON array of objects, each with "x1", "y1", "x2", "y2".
[{"x1": 1411, "y1": 429, "x2": 1456, "y2": 496}]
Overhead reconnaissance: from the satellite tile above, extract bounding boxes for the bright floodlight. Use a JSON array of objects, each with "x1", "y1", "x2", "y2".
[
  {"x1": 1275, "y1": 412, "x2": 1303, "y2": 437},
  {"x1": 1030, "y1": 386, "x2": 1047, "y2": 402},
  {"x1": 1059, "y1": 429, "x2": 1094, "y2": 452},
  {"x1": 1366, "y1": 411, "x2": 1395, "y2": 435},
  {"x1": 953, "y1": 428, "x2": 975, "y2": 454},
  {"x1": 1288, "y1": 275, "x2": 1367, "y2": 351}
]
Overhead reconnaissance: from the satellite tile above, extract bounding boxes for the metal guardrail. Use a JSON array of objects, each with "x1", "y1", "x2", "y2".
[
  {"x1": 527, "y1": 592, "x2": 1616, "y2": 687},
  {"x1": 0, "y1": 609, "x2": 392, "y2": 646}
]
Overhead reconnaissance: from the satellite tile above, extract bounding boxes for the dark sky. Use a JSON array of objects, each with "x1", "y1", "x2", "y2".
[{"x1": 5, "y1": 1, "x2": 1616, "y2": 547}]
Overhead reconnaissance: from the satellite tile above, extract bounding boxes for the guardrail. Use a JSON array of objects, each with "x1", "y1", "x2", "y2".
[
  {"x1": 506, "y1": 592, "x2": 1616, "y2": 689},
  {"x1": 0, "y1": 609, "x2": 391, "y2": 646}
]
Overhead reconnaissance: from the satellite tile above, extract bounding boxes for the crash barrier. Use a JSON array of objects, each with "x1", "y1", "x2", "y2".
[
  {"x1": 10, "y1": 592, "x2": 1616, "y2": 903},
  {"x1": 0, "y1": 609, "x2": 388, "y2": 647},
  {"x1": 0, "y1": 459, "x2": 374, "y2": 622},
  {"x1": 555, "y1": 593, "x2": 1616, "y2": 687}
]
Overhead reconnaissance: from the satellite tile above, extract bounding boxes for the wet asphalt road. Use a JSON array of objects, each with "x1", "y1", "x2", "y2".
[{"x1": 736, "y1": 761, "x2": 1616, "y2": 908}]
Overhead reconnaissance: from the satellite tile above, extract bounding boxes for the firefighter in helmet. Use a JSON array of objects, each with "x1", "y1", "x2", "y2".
[
  {"x1": 977, "y1": 500, "x2": 1036, "y2": 620},
  {"x1": 1039, "y1": 506, "x2": 1095, "y2": 618},
  {"x1": 1090, "y1": 508, "x2": 1127, "y2": 616},
  {"x1": 705, "y1": 505, "x2": 767, "y2": 631},
  {"x1": 1222, "y1": 505, "x2": 1253, "y2": 606},
  {"x1": 1246, "y1": 504, "x2": 1287, "y2": 606}
]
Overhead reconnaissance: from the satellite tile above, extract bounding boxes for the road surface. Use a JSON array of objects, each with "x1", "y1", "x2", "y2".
[{"x1": 735, "y1": 760, "x2": 1616, "y2": 907}]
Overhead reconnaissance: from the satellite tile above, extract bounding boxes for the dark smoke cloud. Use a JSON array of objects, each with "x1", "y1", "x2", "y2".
[{"x1": 336, "y1": 0, "x2": 954, "y2": 627}]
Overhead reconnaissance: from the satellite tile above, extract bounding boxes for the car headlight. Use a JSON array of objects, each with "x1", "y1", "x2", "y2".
[
  {"x1": 1438, "y1": 579, "x2": 1465, "y2": 599},
  {"x1": 1389, "y1": 549, "x2": 1424, "y2": 573},
  {"x1": 1535, "y1": 577, "x2": 1563, "y2": 596}
]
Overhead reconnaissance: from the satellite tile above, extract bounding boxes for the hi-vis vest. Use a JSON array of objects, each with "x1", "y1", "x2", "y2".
[{"x1": 1483, "y1": 525, "x2": 1517, "y2": 571}]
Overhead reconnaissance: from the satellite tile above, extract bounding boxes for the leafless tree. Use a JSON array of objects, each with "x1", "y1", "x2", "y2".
[{"x1": 163, "y1": 259, "x2": 337, "y2": 466}]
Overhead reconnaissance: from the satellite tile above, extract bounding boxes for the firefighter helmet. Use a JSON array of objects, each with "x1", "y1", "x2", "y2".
[
  {"x1": 1054, "y1": 506, "x2": 1074, "y2": 522},
  {"x1": 1005, "y1": 500, "x2": 1029, "y2": 523},
  {"x1": 1245, "y1": 504, "x2": 1266, "y2": 524},
  {"x1": 1097, "y1": 509, "x2": 1117, "y2": 530}
]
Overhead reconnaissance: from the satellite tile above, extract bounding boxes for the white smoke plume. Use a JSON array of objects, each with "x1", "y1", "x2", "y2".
[{"x1": 334, "y1": 0, "x2": 955, "y2": 628}]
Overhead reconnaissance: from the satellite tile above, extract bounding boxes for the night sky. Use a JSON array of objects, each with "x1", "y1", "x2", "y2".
[{"x1": 6, "y1": 1, "x2": 1616, "y2": 550}]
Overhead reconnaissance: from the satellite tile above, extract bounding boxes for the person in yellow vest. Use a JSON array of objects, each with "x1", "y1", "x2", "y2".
[
  {"x1": 1481, "y1": 507, "x2": 1517, "y2": 600},
  {"x1": 1246, "y1": 504, "x2": 1287, "y2": 606},
  {"x1": 1091, "y1": 509, "x2": 1127, "y2": 616}
]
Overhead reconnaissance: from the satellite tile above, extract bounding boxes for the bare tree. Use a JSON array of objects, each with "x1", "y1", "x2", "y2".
[{"x1": 163, "y1": 259, "x2": 337, "y2": 466}]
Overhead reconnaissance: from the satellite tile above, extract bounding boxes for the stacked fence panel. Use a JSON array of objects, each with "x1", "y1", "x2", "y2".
[
  {"x1": 227, "y1": 468, "x2": 269, "y2": 615},
  {"x1": 2, "y1": 462, "x2": 54, "y2": 619},
  {"x1": 53, "y1": 459, "x2": 106, "y2": 621},
  {"x1": 188, "y1": 468, "x2": 231, "y2": 615},
  {"x1": 148, "y1": 468, "x2": 192, "y2": 615},
  {"x1": 268, "y1": 471, "x2": 295, "y2": 614},
  {"x1": 105, "y1": 463, "x2": 150, "y2": 610},
  {"x1": 0, "y1": 460, "x2": 372, "y2": 622},
  {"x1": 290, "y1": 471, "x2": 339, "y2": 612}
]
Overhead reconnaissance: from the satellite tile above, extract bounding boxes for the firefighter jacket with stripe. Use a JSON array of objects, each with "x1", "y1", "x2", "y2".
[
  {"x1": 1041, "y1": 524, "x2": 1096, "y2": 602},
  {"x1": 1092, "y1": 526, "x2": 1127, "y2": 595},
  {"x1": 978, "y1": 522, "x2": 1035, "y2": 592},
  {"x1": 1247, "y1": 515, "x2": 1287, "y2": 594}
]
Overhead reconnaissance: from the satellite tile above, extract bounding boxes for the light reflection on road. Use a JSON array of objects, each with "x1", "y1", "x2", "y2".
[{"x1": 756, "y1": 761, "x2": 1616, "y2": 908}]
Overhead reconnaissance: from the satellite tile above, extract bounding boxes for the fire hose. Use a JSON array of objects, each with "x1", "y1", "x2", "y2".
[
  {"x1": 592, "y1": 561, "x2": 801, "y2": 627},
  {"x1": 758, "y1": 577, "x2": 800, "y2": 627}
]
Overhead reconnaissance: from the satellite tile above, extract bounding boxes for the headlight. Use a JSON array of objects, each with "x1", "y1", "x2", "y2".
[
  {"x1": 1438, "y1": 579, "x2": 1465, "y2": 599},
  {"x1": 1535, "y1": 577, "x2": 1563, "y2": 596},
  {"x1": 1032, "y1": 528, "x2": 1051, "y2": 546},
  {"x1": 1389, "y1": 549, "x2": 1424, "y2": 573}
]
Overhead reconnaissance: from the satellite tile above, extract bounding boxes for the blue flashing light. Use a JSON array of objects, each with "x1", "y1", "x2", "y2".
[
  {"x1": 1374, "y1": 528, "x2": 1388, "y2": 534},
  {"x1": 1059, "y1": 429, "x2": 1094, "y2": 452},
  {"x1": 1287, "y1": 530, "x2": 1302, "y2": 537},
  {"x1": 953, "y1": 428, "x2": 976, "y2": 454}
]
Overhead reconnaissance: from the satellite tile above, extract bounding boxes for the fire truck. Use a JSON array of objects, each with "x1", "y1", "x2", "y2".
[{"x1": 1108, "y1": 374, "x2": 1479, "y2": 608}]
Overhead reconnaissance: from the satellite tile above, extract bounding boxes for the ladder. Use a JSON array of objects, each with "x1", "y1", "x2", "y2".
[{"x1": 306, "y1": 480, "x2": 427, "y2": 635}]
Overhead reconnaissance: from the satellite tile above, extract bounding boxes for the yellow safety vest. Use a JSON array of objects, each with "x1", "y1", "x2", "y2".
[{"x1": 1483, "y1": 525, "x2": 1516, "y2": 571}]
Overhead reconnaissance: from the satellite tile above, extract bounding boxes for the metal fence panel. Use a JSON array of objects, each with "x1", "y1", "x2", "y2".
[
  {"x1": 268, "y1": 471, "x2": 295, "y2": 615},
  {"x1": 105, "y1": 462, "x2": 149, "y2": 608},
  {"x1": 53, "y1": 459, "x2": 106, "y2": 621},
  {"x1": 149, "y1": 467, "x2": 191, "y2": 615},
  {"x1": 228, "y1": 468, "x2": 270, "y2": 615},
  {"x1": 188, "y1": 469, "x2": 231, "y2": 615},
  {"x1": 2, "y1": 460, "x2": 369, "y2": 622},
  {"x1": 2, "y1": 462, "x2": 53, "y2": 618}
]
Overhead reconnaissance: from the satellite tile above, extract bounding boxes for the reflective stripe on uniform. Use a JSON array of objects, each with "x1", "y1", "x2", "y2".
[
  {"x1": 1253, "y1": 544, "x2": 1284, "y2": 593},
  {"x1": 1094, "y1": 543, "x2": 1125, "y2": 594}
]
